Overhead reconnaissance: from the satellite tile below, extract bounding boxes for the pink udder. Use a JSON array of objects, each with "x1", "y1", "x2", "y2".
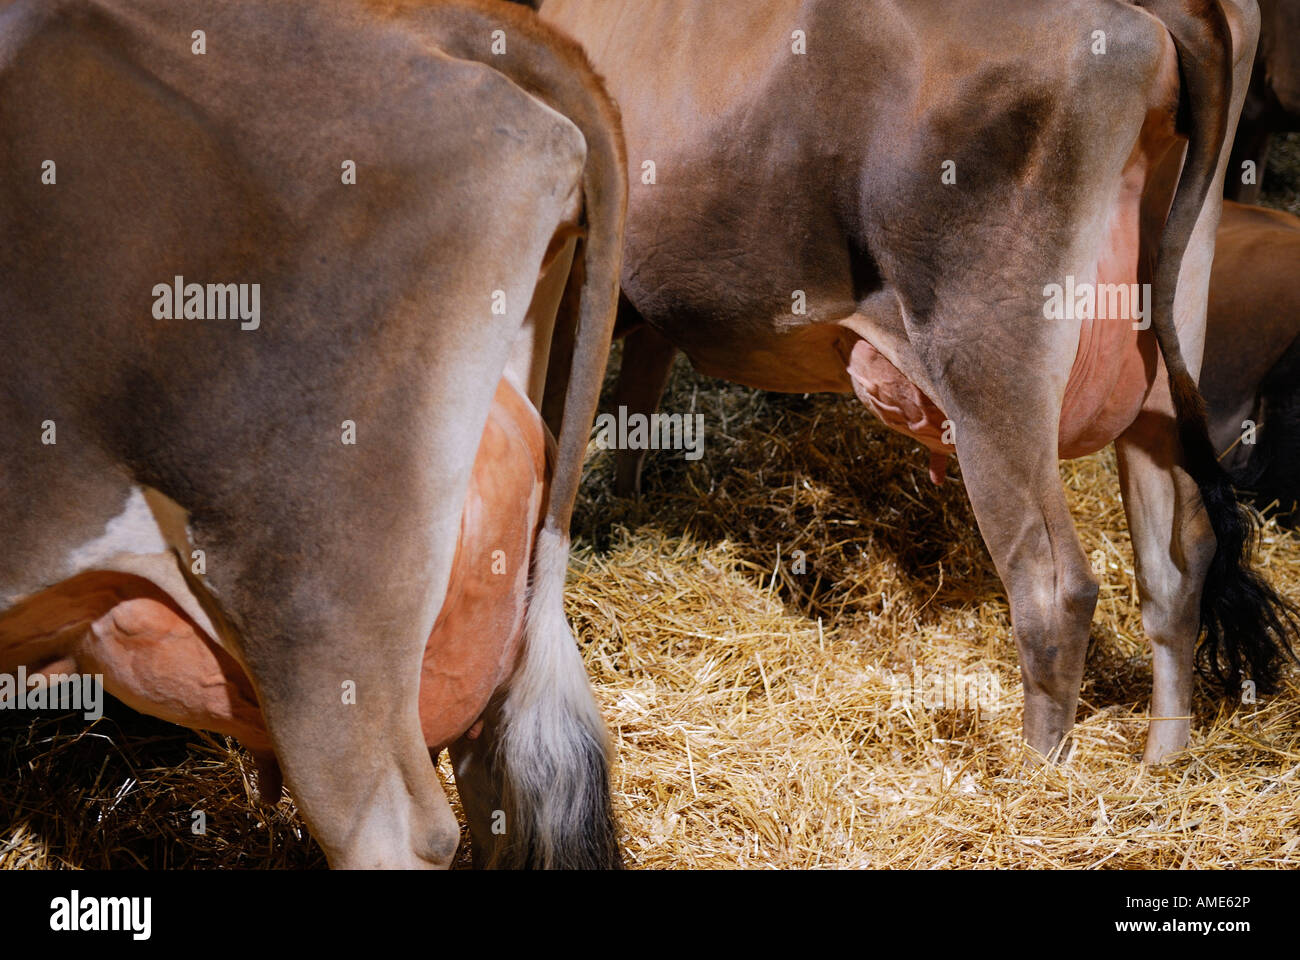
[
  {"x1": 416, "y1": 378, "x2": 550, "y2": 750},
  {"x1": 82, "y1": 597, "x2": 271, "y2": 751},
  {"x1": 846, "y1": 321, "x2": 1155, "y2": 483},
  {"x1": 847, "y1": 339, "x2": 953, "y2": 485}
]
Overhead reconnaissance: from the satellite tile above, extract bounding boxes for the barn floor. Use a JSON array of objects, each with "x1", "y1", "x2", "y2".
[
  {"x1": 567, "y1": 363, "x2": 1300, "y2": 869},
  {"x1": 3, "y1": 136, "x2": 1299, "y2": 870}
]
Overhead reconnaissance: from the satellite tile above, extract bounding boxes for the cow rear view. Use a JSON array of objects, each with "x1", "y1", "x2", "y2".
[
  {"x1": 543, "y1": 0, "x2": 1294, "y2": 764},
  {"x1": 0, "y1": 0, "x2": 626, "y2": 868}
]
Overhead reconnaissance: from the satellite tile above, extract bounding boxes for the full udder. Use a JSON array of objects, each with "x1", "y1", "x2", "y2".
[
  {"x1": 0, "y1": 378, "x2": 550, "y2": 755},
  {"x1": 847, "y1": 316, "x2": 1155, "y2": 483}
]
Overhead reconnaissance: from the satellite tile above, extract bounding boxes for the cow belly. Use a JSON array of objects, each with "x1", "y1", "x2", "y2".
[{"x1": 0, "y1": 379, "x2": 548, "y2": 755}]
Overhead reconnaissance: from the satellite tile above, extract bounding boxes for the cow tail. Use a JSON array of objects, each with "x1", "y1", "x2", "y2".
[
  {"x1": 431, "y1": 2, "x2": 627, "y2": 868},
  {"x1": 1139, "y1": 0, "x2": 1299, "y2": 694},
  {"x1": 496, "y1": 46, "x2": 625, "y2": 869}
]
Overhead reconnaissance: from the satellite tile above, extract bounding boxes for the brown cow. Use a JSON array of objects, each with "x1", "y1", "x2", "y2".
[
  {"x1": 1203, "y1": 200, "x2": 1300, "y2": 515},
  {"x1": 0, "y1": 0, "x2": 626, "y2": 868},
  {"x1": 1226, "y1": 0, "x2": 1300, "y2": 202},
  {"x1": 543, "y1": 0, "x2": 1296, "y2": 764}
]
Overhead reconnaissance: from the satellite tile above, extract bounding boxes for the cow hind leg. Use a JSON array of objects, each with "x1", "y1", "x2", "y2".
[
  {"x1": 446, "y1": 700, "x2": 506, "y2": 868},
  {"x1": 1224, "y1": 124, "x2": 1271, "y2": 204},
  {"x1": 979, "y1": 467, "x2": 1097, "y2": 758},
  {"x1": 250, "y1": 751, "x2": 284, "y2": 807},
  {"x1": 250, "y1": 630, "x2": 461, "y2": 868},
  {"x1": 919, "y1": 374, "x2": 1098, "y2": 759},
  {"x1": 1116, "y1": 400, "x2": 1216, "y2": 764},
  {"x1": 612, "y1": 318, "x2": 677, "y2": 497},
  {"x1": 1235, "y1": 340, "x2": 1300, "y2": 520},
  {"x1": 201, "y1": 501, "x2": 466, "y2": 868}
]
